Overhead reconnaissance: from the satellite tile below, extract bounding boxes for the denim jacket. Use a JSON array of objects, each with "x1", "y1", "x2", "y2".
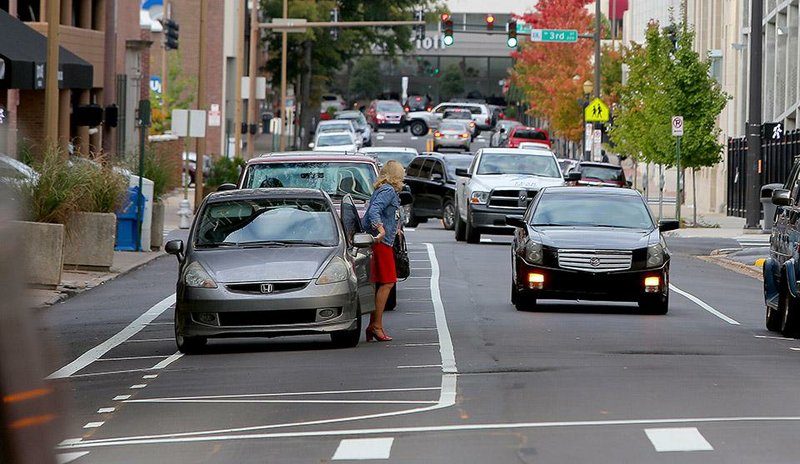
[{"x1": 362, "y1": 184, "x2": 400, "y2": 246}]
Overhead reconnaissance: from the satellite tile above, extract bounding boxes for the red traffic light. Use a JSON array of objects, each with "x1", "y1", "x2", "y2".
[{"x1": 441, "y1": 13, "x2": 450, "y2": 22}]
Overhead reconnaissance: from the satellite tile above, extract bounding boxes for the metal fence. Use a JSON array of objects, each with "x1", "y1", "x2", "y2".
[{"x1": 727, "y1": 130, "x2": 800, "y2": 217}]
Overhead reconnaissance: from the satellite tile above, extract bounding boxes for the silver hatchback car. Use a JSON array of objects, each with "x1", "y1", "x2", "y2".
[{"x1": 165, "y1": 188, "x2": 375, "y2": 353}]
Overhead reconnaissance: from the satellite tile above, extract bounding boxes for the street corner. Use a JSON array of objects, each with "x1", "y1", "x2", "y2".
[{"x1": 699, "y1": 247, "x2": 766, "y2": 281}]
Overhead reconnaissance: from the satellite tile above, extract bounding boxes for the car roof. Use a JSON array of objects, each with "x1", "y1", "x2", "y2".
[
  {"x1": 248, "y1": 153, "x2": 378, "y2": 165},
  {"x1": 206, "y1": 187, "x2": 329, "y2": 203},
  {"x1": 318, "y1": 119, "x2": 352, "y2": 125},
  {"x1": 541, "y1": 186, "x2": 642, "y2": 196},
  {"x1": 417, "y1": 153, "x2": 474, "y2": 162},
  {"x1": 511, "y1": 126, "x2": 548, "y2": 132},
  {"x1": 479, "y1": 148, "x2": 556, "y2": 157},
  {"x1": 358, "y1": 146, "x2": 417, "y2": 153},
  {"x1": 316, "y1": 130, "x2": 355, "y2": 137}
]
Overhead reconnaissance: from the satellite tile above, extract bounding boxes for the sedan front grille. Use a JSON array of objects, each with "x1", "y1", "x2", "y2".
[
  {"x1": 557, "y1": 249, "x2": 633, "y2": 272},
  {"x1": 226, "y1": 281, "x2": 309, "y2": 295},
  {"x1": 488, "y1": 189, "x2": 538, "y2": 209}
]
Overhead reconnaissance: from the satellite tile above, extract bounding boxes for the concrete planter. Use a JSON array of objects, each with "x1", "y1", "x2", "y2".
[
  {"x1": 18, "y1": 221, "x2": 64, "y2": 288},
  {"x1": 64, "y1": 212, "x2": 116, "y2": 270},
  {"x1": 150, "y1": 200, "x2": 165, "y2": 250}
]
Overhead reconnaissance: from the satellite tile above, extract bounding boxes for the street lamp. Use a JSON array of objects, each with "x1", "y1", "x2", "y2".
[{"x1": 582, "y1": 80, "x2": 593, "y2": 160}]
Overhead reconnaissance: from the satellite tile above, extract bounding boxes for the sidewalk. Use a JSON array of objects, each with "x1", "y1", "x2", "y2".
[{"x1": 29, "y1": 189, "x2": 195, "y2": 309}]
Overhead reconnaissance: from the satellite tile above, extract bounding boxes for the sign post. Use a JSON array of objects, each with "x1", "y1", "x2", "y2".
[{"x1": 672, "y1": 116, "x2": 684, "y2": 223}]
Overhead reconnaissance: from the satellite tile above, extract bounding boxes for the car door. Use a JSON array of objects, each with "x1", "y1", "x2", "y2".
[
  {"x1": 404, "y1": 157, "x2": 425, "y2": 209},
  {"x1": 427, "y1": 160, "x2": 447, "y2": 216},
  {"x1": 416, "y1": 159, "x2": 435, "y2": 215},
  {"x1": 340, "y1": 194, "x2": 375, "y2": 314},
  {"x1": 774, "y1": 164, "x2": 800, "y2": 265}
]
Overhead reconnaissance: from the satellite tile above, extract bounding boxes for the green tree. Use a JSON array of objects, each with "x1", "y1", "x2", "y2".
[
  {"x1": 439, "y1": 64, "x2": 464, "y2": 101},
  {"x1": 149, "y1": 51, "x2": 196, "y2": 135},
  {"x1": 348, "y1": 56, "x2": 383, "y2": 101}
]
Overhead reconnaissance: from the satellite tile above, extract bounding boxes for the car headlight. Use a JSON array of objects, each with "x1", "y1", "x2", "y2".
[
  {"x1": 470, "y1": 191, "x2": 490, "y2": 204},
  {"x1": 647, "y1": 243, "x2": 665, "y2": 268},
  {"x1": 316, "y1": 257, "x2": 349, "y2": 285},
  {"x1": 183, "y1": 261, "x2": 217, "y2": 288},
  {"x1": 524, "y1": 240, "x2": 544, "y2": 264}
]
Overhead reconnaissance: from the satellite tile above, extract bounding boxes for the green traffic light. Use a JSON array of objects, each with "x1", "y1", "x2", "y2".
[
  {"x1": 506, "y1": 37, "x2": 518, "y2": 48},
  {"x1": 443, "y1": 35, "x2": 454, "y2": 46}
]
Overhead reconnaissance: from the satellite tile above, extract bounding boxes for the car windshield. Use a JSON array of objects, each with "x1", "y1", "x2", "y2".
[
  {"x1": 513, "y1": 129, "x2": 548, "y2": 141},
  {"x1": 377, "y1": 102, "x2": 403, "y2": 112},
  {"x1": 440, "y1": 122, "x2": 468, "y2": 132},
  {"x1": 243, "y1": 162, "x2": 375, "y2": 198},
  {"x1": 363, "y1": 151, "x2": 417, "y2": 168},
  {"x1": 195, "y1": 198, "x2": 338, "y2": 247},
  {"x1": 580, "y1": 165, "x2": 625, "y2": 182},
  {"x1": 531, "y1": 193, "x2": 655, "y2": 229},
  {"x1": 476, "y1": 153, "x2": 561, "y2": 178},
  {"x1": 316, "y1": 134, "x2": 354, "y2": 146},
  {"x1": 446, "y1": 156, "x2": 474, "y2": 179},
  {"x1": 406, "y1": 97, "x2": 427, "y2": 110}
]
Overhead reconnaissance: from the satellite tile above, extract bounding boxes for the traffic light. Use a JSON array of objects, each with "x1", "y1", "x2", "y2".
[
  {"x1": 330, "y1": 8, "x2": 339, "y2": 39},
  {"x1": 506, "y1": 20, "x2": 518, "y2": 48},
  {"x1": 485, "y1": 14, "x2": 495, "y2": 31},
  {"x1": 441, "y1": 13, "x2": 454, "y2": 46},
  {"x1": 414, "y1": 9, "x2": 425, "y2": 40},
  {"x1": 164, "y1": 19, "x2": 179, "y2": 50}
]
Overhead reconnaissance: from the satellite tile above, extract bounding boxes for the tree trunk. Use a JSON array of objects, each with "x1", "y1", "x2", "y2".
[
  {"x1": 692, "y1": 168, "x2": 697, "y2": 227},
  {"x1": 299, "y1": 40, "x2": 313, "y2": 148}
]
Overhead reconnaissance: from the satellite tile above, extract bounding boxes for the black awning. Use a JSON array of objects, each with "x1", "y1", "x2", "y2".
[{"x1": 0, "y1": 10, "x2": 93, "y2": 90}]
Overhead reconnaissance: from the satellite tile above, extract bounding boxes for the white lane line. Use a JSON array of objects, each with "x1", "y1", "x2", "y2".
[
  {"x1": 333, "y1": 437, "x2": 394, "y2": 460},
  {"x1": 112, "y1": 395, "x2": 131, "y2": 401},
  {"x1": 644, "y1": 427, "x2": 713, "y2": 452},
  {"x1": 669, "y1": 284, "x2": 740, "y2": 325},
  {"x1": 59, "y1": 439, "x2": 83, "y2": 446},
  {"x1": 790, "y1": 347, "x2": 800, "y2": 351},
  {"x1": 70, "y1": 368, "x2": 155, "y2": 378},
  {"x1": 143, "y1": 374, "x2": 159, "y2": 379},
  {"x1": 60, "y1": 415, "x2": 800, "y2": 449},
  {"x1": 151, "y1": 352, "x2": 183, "y2": 370},
  {"x1": 755, "y1": 335, "x2": 795, "y2": 341},
  {"x1": 479, "y1": 238, "x2": 493, "y2": 243},
  {"x1": 126, "y1": 338, "x2": 174, "y2": 343},
  {"x1": 83, "y1": 422, "x2": 105, "y2": 429},
  {"x1": 404, "y1": 228, "x2": 416, "y2": 232},
  {"x1": 124, "y1": 386, "x2": 440, "y2": 402},
  {"x1": 426, "y1": 243, "x2": 457, "y2": 375},
  {"x1": 97, "y1": 408, "x2": 116, "y2": 414},
  {"x1": 130, "y1": 384, "x2": 148, "y2": 389},
  {"x1": 46, "y1": 294, "x2": 176, "y2": 379},
  {"x1": 56, "y1": 452, "x2": 90, "y2": 463},
  {"x1": 397, "y1": 364, "x2": 442, "y2": 369},
  {"x1": 96, "y1": 355, "x2": 169, "y2": 362},
  {"x1": 124, "y1": 399, "x2": 437, "y2": 405}
]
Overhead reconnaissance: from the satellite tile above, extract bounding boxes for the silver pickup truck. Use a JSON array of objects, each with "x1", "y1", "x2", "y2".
[
  {"x1": 454, "y1": 148, "x2": 579, "y2": 243},
  {"x1": 406, "y1": 102, "x2": 494, "y2": 136}
]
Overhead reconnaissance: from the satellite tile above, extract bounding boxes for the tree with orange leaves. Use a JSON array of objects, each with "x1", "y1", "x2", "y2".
[{"x1": 510, "y1": 0, "x2": 594, "y2": 142}]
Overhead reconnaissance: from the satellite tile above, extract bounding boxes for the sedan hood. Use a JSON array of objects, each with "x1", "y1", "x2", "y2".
[
  {"x1": 473, "y1": 174, "x2": 564, "y2": 191},
  {"x1": 194, "y1": 246, "x2": 337, "y2": 283},
  {"x1": 535, "y1": 227, "x2": 655, "y2": 250}
]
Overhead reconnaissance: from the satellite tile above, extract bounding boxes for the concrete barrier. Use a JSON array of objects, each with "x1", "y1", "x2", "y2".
[
  {"x1": 63, "y1": 212, "x2": 116, "y2": 270},
  {"x1": 18, "y1": 221, "x2": 64, "y2": 288}
]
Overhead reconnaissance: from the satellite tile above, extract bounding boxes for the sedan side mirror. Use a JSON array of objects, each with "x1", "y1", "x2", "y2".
[
  {"x1": 658, "y1": 220, "x2": 680, "y2": 232},
  {"x1": 431, "y1": 173, "x2": 444, "y2": 183},
  {"x1": 772, "y1": 188, "x2": 791, "y2": 206},
  {"x1": 353, "y1": 233, "x2": 374, "y2": 248},
  {"x1": 564, "y1": 172, "x2": 581, "y2": 182},
  {"x1": 505, "y1": 215, "x2": 526, "y2": 228},
  {"x1": 455, "y1": 168, "x2": 472, "y2": 178},
  {"x1": 399, "y1": 191, "x2": 414, "y2": 206},
  {"x1": 165, "y1": 239, "x2": 185, "y2": 261}
]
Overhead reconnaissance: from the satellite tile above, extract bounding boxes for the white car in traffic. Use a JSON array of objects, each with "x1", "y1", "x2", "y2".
[{"x1": 310, "y1": 131, "x2": 360, "y2": 152}]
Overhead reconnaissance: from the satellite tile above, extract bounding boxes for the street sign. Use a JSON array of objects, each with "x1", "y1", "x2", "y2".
[
  {"x1": 172, "y1": 109, "x2": 206, "y2": 138},
  {"x1": 762, "y1": 122, "x2": 784, "y2": 140},
  {"x1": 271, "y1": 18, "x2": 307, "y2": 33},
  {"x1": 515, "y1": 20, "x2": 532, "y2": 34},
  {"x1": 530, "y1": 29, "x2": 578, "y2": 43},
  {"x1": 149, "y1": 76, "x2": 162, "y2": 95},
  {"x1": 671, "y1": 116, "x2": 684, "y2": 136},
  {"x1": 208, "y1": 104, "x2": 221, "y2": 127},
  {"x1": 585, "y1": 98, "x2": 609, "y2": 123}
]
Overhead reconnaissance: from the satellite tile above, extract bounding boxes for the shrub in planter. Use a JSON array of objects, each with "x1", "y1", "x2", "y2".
[
  {"x1": 204, "y1": 156, "x2": 245, "y2": 192},
  {"x1": 142, "y1": 145, "x2": 179, "y2": 249}
]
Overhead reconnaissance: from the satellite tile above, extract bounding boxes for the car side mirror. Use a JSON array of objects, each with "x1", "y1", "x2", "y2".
[
  {"x1": 399, "y1": 191, "x2": 414, "y2": 206},
  {"x1": 772, "y1": 188, "x2": 791, "y2": 206},
  {"x1": 505, "y1": 215, "x2": 526, "y2": 228},
  {"x1": 165, "y1": 239, "x2": 184, "y2": 261},
  {"x1": 500, "y1": 128, "x2": 506, "y2": 133},
  {"x1": 625, "y1": 180, "x2": 633, "y2": 187},
  {"x1": 658, "y1": 220, "x2": 680, "y2": 232},
  {"x1": 308, "y1": 142, "x2": 315, "y2": 148},
  {"x1": 431, "y1": 173, "x2": 444, "y2": 183},
  {"x1": 455, "y1": 168, "x2": 472, "y2": 178},
  {"x1": 217, "y1": 183, "x2": 237, "y2": 192},
  {"x1": 564, "y1": 172, "x2": 581, "y2": 182},
  {"x1": 353, "y1": 233, "x2": 374, "y2": 248}
]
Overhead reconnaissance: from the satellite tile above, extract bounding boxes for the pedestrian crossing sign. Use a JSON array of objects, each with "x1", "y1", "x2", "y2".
[{"x1": 585, "y1": 98, "x2": 609, "y2": 123}]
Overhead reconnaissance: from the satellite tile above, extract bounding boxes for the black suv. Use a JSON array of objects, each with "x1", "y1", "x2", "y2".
[
  {"x1": 764, "y1": 162, "x2": 800, "y2": 336},
  {"x1": 404, "y1": 153, "x2": 474, "y2": 229}
]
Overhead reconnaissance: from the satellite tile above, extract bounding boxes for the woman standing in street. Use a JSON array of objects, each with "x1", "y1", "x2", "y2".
[{"x1": 362, "y1": 160, "x2": 404, "y2": 342}]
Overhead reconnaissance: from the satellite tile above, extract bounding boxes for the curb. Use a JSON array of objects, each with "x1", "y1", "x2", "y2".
[{"x1": 697, "y1": 254, "x2": 763, "y2": 281}]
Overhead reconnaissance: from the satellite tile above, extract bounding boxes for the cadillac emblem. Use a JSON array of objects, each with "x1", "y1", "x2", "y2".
[
  {"x1": 589, "y1": 257, "x2": 601, "y2": 267},
  {"x1": 260, "y1": 283, "x2": 274, "y2": 294}
]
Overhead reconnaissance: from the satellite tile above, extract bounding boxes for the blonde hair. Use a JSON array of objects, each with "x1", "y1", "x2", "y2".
[{"x1": 374, "y1": 160, "x2": 405, "y2": 191}]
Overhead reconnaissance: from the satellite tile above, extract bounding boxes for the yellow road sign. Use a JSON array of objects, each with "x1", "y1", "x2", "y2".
[{"x1": 585, "y1": 98, "x2": 609, "y2": 123}]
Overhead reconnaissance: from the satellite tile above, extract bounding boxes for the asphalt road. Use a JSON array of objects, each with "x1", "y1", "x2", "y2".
[{"x1": 39, "y1": 133, "x2": 800, "y2": 463}]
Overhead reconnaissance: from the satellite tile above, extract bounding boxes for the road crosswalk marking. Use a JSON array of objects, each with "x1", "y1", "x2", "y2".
[
  {"x1": 332, "y1": 437, "x2": 394, "y2": 460},
  {"x1": 644, "y1": 427, "x2": 713, "y2": 452}
]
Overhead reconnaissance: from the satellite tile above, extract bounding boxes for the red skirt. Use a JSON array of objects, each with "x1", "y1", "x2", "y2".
[{"x1": 371, "y1": 242, "x2": 397, "y2": 284}]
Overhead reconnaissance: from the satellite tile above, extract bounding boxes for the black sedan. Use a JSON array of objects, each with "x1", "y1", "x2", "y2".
[
  {"x1": 165, "y1": 188, "x2": 375, "y2": 353},
  {"x1": 506, "y1": 187, "x2": 679, "y2": 314},
  {"x1": 404, "y1": 153, "x2": 473, "y2": 229}
]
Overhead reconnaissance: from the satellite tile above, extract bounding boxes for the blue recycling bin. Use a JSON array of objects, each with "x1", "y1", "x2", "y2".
[{"x1": 115, "y1": 186, "x2": 146, "y2": 251}]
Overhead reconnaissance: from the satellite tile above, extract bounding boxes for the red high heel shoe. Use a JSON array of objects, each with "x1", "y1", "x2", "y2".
[{"x1": 365, "y1": 327, "x2": 393, "y2": 342}]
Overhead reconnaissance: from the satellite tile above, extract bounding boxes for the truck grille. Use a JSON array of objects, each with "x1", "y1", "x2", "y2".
[
  {"x1": 488, "y1": 189, "x2": 538, "y2": 209},
  {"x1": 557, "y1": 249, "x2": 632, "y2": 272}
]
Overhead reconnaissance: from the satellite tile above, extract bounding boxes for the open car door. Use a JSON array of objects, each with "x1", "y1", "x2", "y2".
[{"x1": 341, "y1": 194, "x2": 375, "y2": 314}]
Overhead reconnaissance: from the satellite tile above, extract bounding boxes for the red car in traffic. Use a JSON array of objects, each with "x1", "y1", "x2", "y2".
[{"x1": 505, "y1": 127, "x2": 551, "y2": 148}]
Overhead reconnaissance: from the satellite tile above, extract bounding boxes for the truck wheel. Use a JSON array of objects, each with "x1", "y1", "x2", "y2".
[
  {"x1": 465, "y1": 214, "x2": 481, "y2": 244},
  {"x1": 410, "y1": 120, "x2": 428, "y2": 137},
  {"x1": 454, "y1": 203, "x2": 466, "y2": 241}
]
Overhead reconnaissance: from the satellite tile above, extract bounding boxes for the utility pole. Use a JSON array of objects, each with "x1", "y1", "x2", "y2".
[
  {"x1": 594, "y1": 0, "x2": 601, "y2": 100},
  {"x1": 246, "y1": 0, "x2": 259, "y2": 159},
  {"x1": 194, "y1": 0, "x2": 208, "y2": 210},
  {"x1": 279, "y1": 0, "x2": 288, "y2": 151},
  {"x1": 745, "y1": 0, "x2": 763, "y2": 229},
  {"x1": 234, "y1": 0, "x2": 245, "y2": 158},
  {"x1": 45, "y1": 0, "x2": 61, "y2": 147},
  {"x1": 161, "y1": 0, "x2": 170, "y2": 115}
]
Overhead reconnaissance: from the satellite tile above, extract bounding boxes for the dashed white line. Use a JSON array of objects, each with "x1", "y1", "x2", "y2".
[
  {"x1": 70, "y1": 368, "x2": 155, "y2": 378},
  {"x1": 669, "y1": 284, "x2": 740, "y2": 325},
  {"x1": 332, "y1": 437, "x2": 394, "y2": 460},
  {"x1": 645, "y1": 427, "x2": 713, "y2": 452},
  {"x1": 755, "y1": 335, "x2": 794, "y2": 341},
  {"x1": 83, "y1": 422, "x2": 105, "y2": 429},
  {"x1": 151, "y1": 352, "x2": 183, "y2": 369},
  {"x1": 130, "y1": 384, "x2": 148, "y2": 390},
  {"x1": 143, "y1": 374, "x2": 159, "y2": 379},
  {"x1": 59, "y1": 439, "x2": 84, "y2": 446},
  {"x1": 97, "y1": 408, "x2": 116, "y2": 414},
  {"x1": 112, "y1": 395, "x2": 131, "y2": 401},
  {"x1": 56, "y1": 451, "x2": 90, "y2": 463},
  {"x1": 790, "y1": 347, "x2": 800, "y2": 351}
]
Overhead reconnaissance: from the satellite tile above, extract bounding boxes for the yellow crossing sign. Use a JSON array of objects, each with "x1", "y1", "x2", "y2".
[{"x1": 585, "y1": 98, "x2": 609, "y2": 123}]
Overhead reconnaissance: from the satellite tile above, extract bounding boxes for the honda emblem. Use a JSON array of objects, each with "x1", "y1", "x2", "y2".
[{"x1": 260, "y1": 283, "x2": 274, "y2": 294}]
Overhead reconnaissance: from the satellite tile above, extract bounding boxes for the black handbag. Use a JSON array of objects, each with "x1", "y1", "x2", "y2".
[{"x1": 393, "y1": 233, "x2": 411, "y2": 280}]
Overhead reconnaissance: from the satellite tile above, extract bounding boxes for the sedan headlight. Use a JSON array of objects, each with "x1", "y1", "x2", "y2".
[
  {"x1": 523, "y1": 240, "x2": 544, "y2": 264},
  {"x1": 470, "y1": 191, "x2": 490, "y2": 204},
  {"x1": 183, "y1": 261, "x2": 217, "y2": 288},
  {"x1": 646, "y1": 243, "x2": 665, "y2": 268},
  {"x1": 316, "y1": 257, "x2": 349, "y2": 285}
]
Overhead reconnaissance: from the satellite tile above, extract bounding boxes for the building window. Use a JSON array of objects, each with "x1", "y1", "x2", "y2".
[
  {"x1": 17, "y1": 0, "x2": 40, "y2": 21},
  {"x1": 708, "y1": 49, "x2": 723, "y2": 84}
]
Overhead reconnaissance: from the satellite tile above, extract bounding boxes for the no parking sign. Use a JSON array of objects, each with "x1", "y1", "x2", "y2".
[{"x1": 671, "y1": 116, "x2": 684, "y2": 136}]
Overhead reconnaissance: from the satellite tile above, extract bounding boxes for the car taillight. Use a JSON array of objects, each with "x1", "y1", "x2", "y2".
[
  {"x1": 434, "y1": 132, "x2": 443, "y2": 138},
  {"x1": 485, "y1": 117, "x2": 490, "y2": 124},
  {"x1": 460, "y1": 133, "x2": 469, "y2": 139},
  {"x1": 426, "y1": 106, "x2": 433, "y2": 112},
  {"x1": 404, "y1": 106, "x2": 410, "y2": 112}
]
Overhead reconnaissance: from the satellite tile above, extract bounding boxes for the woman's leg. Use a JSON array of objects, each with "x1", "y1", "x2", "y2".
[{"x1": 370, "y1": 282, "x2": 396, "y2": 330}]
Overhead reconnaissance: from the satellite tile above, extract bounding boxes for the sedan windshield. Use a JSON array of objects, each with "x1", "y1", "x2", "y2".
[
  {"x1": 532, "y1": 193, "x2": 655, "y2": 229},
  {"x1": 377, "y1": 102, "x2": 403, "y2": 112},
  {"x1": 316, "y1": 134, "x2": 354, "y2": 147},
  {"x1": 440, "y1": 122, "x2": 469, "y2": 132},
  {"x1": 513, "y1": 129, "x2": 548, "y2": 141},
  {"x1": 580, "y1": 165, "x2": 626, "y2": 182},
  {"x1": 195, "y1": 198, "x2": 338, "y2": 247},
  {"x1": 477, "y1": 153, "x2": 561, "y2": 178},
  {"x1": 244, "y1": 162, "x2": 376, "y2": 198}
]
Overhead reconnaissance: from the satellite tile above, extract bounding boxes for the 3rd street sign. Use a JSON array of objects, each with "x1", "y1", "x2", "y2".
[{"x1": 530, "y1": 29, "x2": 578, "y2": 43}]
